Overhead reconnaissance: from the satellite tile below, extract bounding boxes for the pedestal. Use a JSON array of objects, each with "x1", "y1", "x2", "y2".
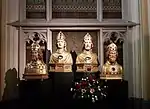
[
  {"x1": 103, "y1": 80, "x2": 128, "y2": 109},
  {"x1": 52, "y1": 72, "x2": 73, "y2": 105},
  {"x1": 100, "y1": 74, "x2": 123, "y2": 80},
  {"x1": 49, "y1": 64, "x2": 72, "y2": 72},
  {"x1": 23, "y1": 73, "x2": 48, "y2": 80},
  {"x1": 76, "y1": 64, "x2": 98, "y2": 73}
]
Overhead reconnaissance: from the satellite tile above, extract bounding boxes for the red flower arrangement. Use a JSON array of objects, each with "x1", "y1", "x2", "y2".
[{"x1": 71, "y1": 73, "x2": 108, "y2": 103}]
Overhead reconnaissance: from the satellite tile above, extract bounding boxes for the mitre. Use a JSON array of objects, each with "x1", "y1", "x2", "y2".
[
  {"x1": 107, "y1": 43, "x2": 117, "y2": 51},
  {"x1": 31, "y1": 41, "x2": 40, "y2": 51},
  {"x1": 84, "y1": 33, "x2": 92, "y2": 42},
  {"x1": 57, "y1": 31, "x2": 66, "y2": 40}
]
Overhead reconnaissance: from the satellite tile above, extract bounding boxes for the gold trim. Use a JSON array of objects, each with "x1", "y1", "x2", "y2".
[
  {"x1": 23, "y1": 74, "x2": 48, "y2": 80},
  {"x1": 100, "y1": 77, "x2": 122, "y2": 80},
  {"x1": 49, "y1": 63, "x2": 72, "y2": 72},
  {"x1": 100, "y1": 74, "x2": 122, "y2": 80}
]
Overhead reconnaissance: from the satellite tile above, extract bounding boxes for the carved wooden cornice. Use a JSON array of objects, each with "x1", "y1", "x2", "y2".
[{"x1": 8, "y1": 19, "x2": 138, "y2": 28}]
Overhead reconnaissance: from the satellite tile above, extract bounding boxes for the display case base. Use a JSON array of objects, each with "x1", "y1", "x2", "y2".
[
  {"x1": 49, "y1": 64, "x2": 72, "y2": 72},
  {"x1": 100, "y1": 75, "x2": 123, "y2": 80},
  {"x1": 76, "y1": 64, "x2": 98, "y2": 72},
  {"x1": 23, "y1": 73, "x2": 48, "y2": 80}
]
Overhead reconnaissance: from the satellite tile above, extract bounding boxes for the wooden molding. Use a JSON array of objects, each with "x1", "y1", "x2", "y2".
[{"x1": 8, "y1": 19, "x2": 138, "y2": 28}]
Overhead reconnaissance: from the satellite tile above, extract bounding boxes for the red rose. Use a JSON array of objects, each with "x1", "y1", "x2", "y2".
[
  {"x1": 81, "y1": 81, "x2": 87, "y2": 87},
  {"x1": 75, "y1": 83, "x2": 80, "y2": 89},
  {"x1": 88, "y1": 75, "x2": 93, "y2": 81}
]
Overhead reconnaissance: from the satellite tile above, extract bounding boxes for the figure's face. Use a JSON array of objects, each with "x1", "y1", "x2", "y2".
[
  {"x1": 84, "y1": 40, "x2": 93, "y2": 50},
  {"x1": 108, "y1": 51, "x2": 117, "y2": 63},
  {"x1": 31, "y1": 51, "x2": 38, "y2": 61},
  {"x1": 57, "y1": 40, "x2": 65, "y2": 49}
]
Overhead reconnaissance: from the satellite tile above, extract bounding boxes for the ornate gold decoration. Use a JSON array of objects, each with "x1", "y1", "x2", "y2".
[
  {"x1": 49, "y1": 31, "x2": 73, "y2": 72},
  {"x1": 76, "y1": 33, "x2": 99, "y2": 72},
  {"x1": 24, "y1": 32, "x2": 48, "y2": 80},
  {"x1": 100, "y1": 43, "x2": 123, "y2": 80}
]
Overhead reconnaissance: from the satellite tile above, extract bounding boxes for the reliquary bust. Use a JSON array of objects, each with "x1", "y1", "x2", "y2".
[
  {"x1": 24, "y1": 41, "x2": 48, "y2": 80},
  {"x1": 100, "y1": 43, "x2": 123, "y2": 80},
  {"x1": 49, "y1": 31, "x2": 73, "y2": 72},
  {"x1": 76, "y1": 33, "x2": 99, "y2": 72}
]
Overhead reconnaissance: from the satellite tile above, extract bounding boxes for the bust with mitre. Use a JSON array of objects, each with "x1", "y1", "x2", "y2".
[
  {"x1": 76, "y1": 33, "x2": 99, "y2": 72},
  {"x1": 100, "y1": 43, "x2": 123, "y2": 80},
  {"x1": 49, "y1": 31, "x2": 73, "y2": 72}
]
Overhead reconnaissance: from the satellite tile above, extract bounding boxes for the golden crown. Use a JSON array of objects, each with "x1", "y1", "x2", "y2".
[
  {"x1": 31, "y1": 42, "x2": 40, "y2": 51},
  {"x1": 84, "y1": 33, "x2": 92, "y2": 42},
  {"x1": 57, "y1": 31, "x2": 66, "y2": 40},
  {"x1": 107, "y1": 43, "x2": 117, "y2": 51}
]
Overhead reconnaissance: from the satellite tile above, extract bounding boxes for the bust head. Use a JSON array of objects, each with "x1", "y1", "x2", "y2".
[
  {"x1": 56, "y1": 39, "x2": 66, "y2": 49},
  {"x1": 56, "y1": 31, "x2": 67, "y2": 51},
  {"x1": 107, "y1": 43, "x2": 118, "y2": 63},
  {"x1": 83, "y1": 33, "x2": 93, "y2": 51},
  {"x1": 108, "y1": 50, "x2": 117, "y2": 63},
  {"x1": 31, "y1": 41, "x2": 40, "y2": 61}
]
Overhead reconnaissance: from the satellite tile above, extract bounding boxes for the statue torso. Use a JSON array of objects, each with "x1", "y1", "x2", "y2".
[
  {"x1": 102, "y1": 61, "x2": 122, "y2": 75},
  {"x1": 25, "y1": 60, "x2": 47, "y2": 74},
  {"x1": 76, "y1": 51, "x2": 98, "y2": 64},
  {"x1": 50, "y1": 51, "x2": 73, "y2": 64}
]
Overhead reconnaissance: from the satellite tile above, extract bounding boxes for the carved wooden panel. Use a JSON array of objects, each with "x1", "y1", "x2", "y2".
[
  {"x1": 52, "y1": 31, "x2": 98, "y2": 54},
  {"x1": 103, "y1": 0, "x2": 122, "y2": 19},
  {"x1": 26, "y1": 0, "x2": 46, "y2": 19},
  {"x1": 52, "y1": 0, "x2": 97, "y2": 18}
]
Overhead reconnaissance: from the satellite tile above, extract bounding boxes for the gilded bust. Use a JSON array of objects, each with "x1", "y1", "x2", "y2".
[
  {"x1": 50, "y1": 31, "x2": 73, "y2": 64},
  {"x1": 76, "y1": 33, "x2": 98, "y2": 72},
  {"x1": 49, "y1": 31, "x2": 73, "y2": 72},
  {"x1": 76, "y1": 33, "x2": 98, "y2": 64},
  {"x1": 24, "y1": 41, "x2": 48, "y2": 79},
  {"x1": 100, "y1": 43, "x2": 123, "y2": 80}
]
